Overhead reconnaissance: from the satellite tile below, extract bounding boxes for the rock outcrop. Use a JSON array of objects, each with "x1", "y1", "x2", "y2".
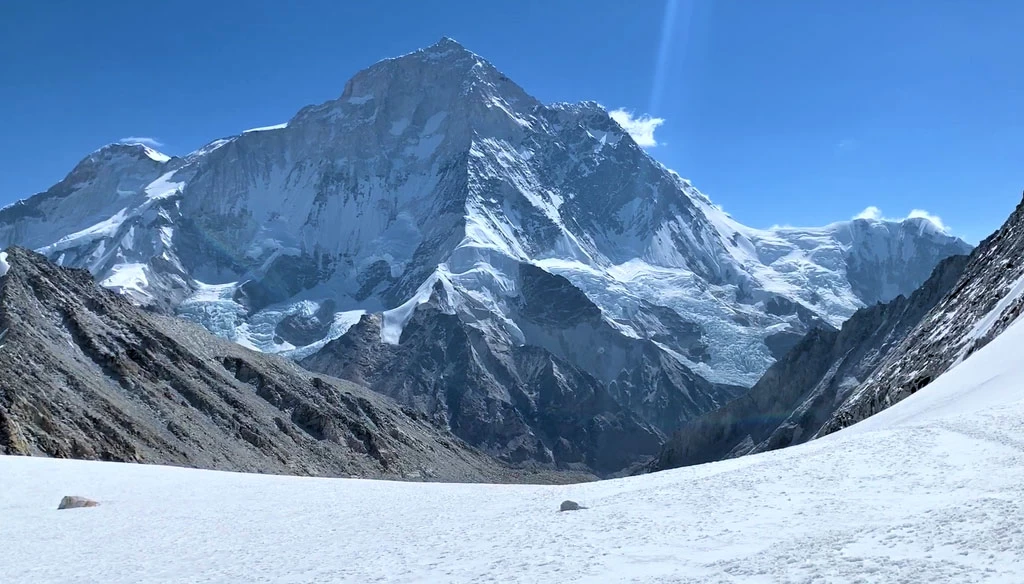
[
  {"x1": 300, "y1": 280, "x2": 668, "y2": 475},
  {"x1": 58, "y1": 496, "x2": 100, "y2": 510}
]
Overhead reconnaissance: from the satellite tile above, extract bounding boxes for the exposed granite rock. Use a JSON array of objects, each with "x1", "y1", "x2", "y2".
[
  {"x1": 274, "y1": 299, "x2": 337, "y2": 346},
  {"x1": 511, "y1": 264, "x2": 745, "y2": 435}
]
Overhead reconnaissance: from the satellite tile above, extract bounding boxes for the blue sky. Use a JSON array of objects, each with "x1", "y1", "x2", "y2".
[{"x1": 1, "y1": 0, "x2": 1020, "y2": 242}]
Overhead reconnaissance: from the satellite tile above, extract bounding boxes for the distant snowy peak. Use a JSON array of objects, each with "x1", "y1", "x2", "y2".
[
  {"x1": 694, "y1": 193, "x2": 972, "y2": 313},
  {"x1": 821, "y1": 193, "x2": 1024, "y2": 434},
  {"x1": 91, "y1": 142, "x2": 173, "y2": 164}
]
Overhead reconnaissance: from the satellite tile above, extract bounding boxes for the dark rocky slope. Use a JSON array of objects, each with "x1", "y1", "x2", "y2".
[
  {"x1": 301, "y1": 275, "x2": 674, "y2": 476},
  {"x1": 0, "y1": 247, "x2": 582, "y2": 483},
  {"x1": 821, "y1": 194, "x2": 1024, "y2": 435},
  {"x1": 654, "y1": 253, "x2": 970, "y2": 470}
]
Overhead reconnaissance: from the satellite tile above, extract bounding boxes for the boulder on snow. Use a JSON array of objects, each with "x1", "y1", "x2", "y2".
[
  {"x1": 559, "y1": 500, "x2": 584, "y2": 512},
  {"x1": 58, "y1": 496, "x2": 99, "y2": 510}
]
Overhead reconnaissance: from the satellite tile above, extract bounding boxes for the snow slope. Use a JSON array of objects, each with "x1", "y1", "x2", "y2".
[{"x1": 4, "y1": 317, "x2": 1023, "y2": 582}]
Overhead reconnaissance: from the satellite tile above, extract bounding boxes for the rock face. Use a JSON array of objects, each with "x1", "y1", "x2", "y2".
[
  {"x1": 820, "y1": 194, "x2": 1024, "y2": 435},
  {"x1": 654, "y1": 253, "x2": 970, "y2": 470},
  {"x1": 301, "y1": 278, "x2": 671, "y2": 475},
  {"x1": 0, "y1": 247, "x2": 579, "y2": 483},
  {"x1": 58, "y1": 496, "x2": 99, "y2": 510},
  {"x1": 0, "y1": 39, "x2": 970, "y2": 475}
]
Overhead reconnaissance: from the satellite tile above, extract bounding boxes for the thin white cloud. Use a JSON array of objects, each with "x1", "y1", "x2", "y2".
[
  {"x1": 119, "y1": 136, "x2": 164, "y2": 148},
  {"x1": 854, "y1": 206, "x2": 883, "y2": 220},
  {"x1": 836, "y1": 138, "x2": 859, "y2": 151},
  {"x1": 907, "y1": 209, "x2": 948, "y2": 232},
  {"x1": 852, "y1": 206, "x2": 949, "y2": 233},
  {"x1": 609, "y1": 109, "x2": 664, "y2": 148}
]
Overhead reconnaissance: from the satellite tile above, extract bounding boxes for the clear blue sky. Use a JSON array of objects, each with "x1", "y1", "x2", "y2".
[{"x1": 1, "y1": 0, "x2": 1021, "y2": 242}]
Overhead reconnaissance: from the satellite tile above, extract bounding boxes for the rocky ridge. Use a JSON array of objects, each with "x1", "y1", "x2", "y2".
[
  {"x1": 821, "y1": 194, "x2": 1024, "y2": 434},
  {"x1": 0, "y1": 247, "x2": 583, "y2": 483}
]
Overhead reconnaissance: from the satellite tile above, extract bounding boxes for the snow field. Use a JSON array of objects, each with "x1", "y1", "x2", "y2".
[{"x1": 4, "y1": 318, "x2": 1024, "y2": 583}]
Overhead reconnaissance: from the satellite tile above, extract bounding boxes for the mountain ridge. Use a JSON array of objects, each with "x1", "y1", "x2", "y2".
[
  {"x1": 0, "y1": 38, "x2": 972, "y2": 473},
  {"x1": 0, "y1": 245, "x2": 587, "y2": 483}
]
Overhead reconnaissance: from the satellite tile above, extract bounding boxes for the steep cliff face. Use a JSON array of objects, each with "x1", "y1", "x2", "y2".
[
  {"x1": 0, "y1": 247, "x2": 580, "y2": 483},
  {"x1": 654, "y1": 253, "x2": 970, "y2": 470},
  {"x1": 821, "y1": 195, "x2": 1024, "y2": 435}
]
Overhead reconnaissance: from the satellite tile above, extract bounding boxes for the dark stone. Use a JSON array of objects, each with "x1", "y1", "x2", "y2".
[
  {"x1": 560, "y1": 500, "x2": 583, "y2": 512},
  {"x1": 58, "y1": 496, "x2": 99, "y2": 510}
]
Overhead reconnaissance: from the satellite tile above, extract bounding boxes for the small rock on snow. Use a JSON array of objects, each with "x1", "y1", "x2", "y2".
[{"x1": 58, "y1": 496, "x2": 99, "y2": 510}]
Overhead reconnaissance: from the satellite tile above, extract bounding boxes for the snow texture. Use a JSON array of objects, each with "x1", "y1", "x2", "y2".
[
  {"x1": 0, "y1": 251, "x2": 8, "y2": 277},
  {"x1": 3, "y1": 316, "x2": 1024, "y2": 583}
]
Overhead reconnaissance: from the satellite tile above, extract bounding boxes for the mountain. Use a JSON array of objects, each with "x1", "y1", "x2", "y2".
[
  {"x1": 820, "y1": 193, "x2": 1024, "y2": 434},
  {"x1": 655, "y1": 192, "x2": 1024, "y2": 471},
  {"x1": 0, "y1": 39, "x2": 971, "y2": 472},
  {"x1": 0, "y1": 246, "x2": 587, "y2": 483},
  {"x1": 301, "y1": 271, "x2": 670, "y2": 475},
  {"x1": 654, "y1": 252, "x2": 970, "y2": 469}
]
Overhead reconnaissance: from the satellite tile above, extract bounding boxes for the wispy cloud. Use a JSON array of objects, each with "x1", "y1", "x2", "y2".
[
  {"x1": 852, "y1": 206, "x2": 949, "y2": 232},
  {"x1": 906, "y1": 209, "x2": 948, "y2": 232},
  {"x1": 609, "y1": 109, "x2": 665, "y2": 148},
  {"x1": 853, "y1": 206, "x2": 883, "y2": 220},
  {"x1": 836, "y1": 138, "x2": 859, "y2": 151},
  {"x1": 119, "y1": 136, "x2": 164, "y2": 148}
]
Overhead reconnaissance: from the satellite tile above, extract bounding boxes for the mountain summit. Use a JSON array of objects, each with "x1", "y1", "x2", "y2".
[{"x1": 0, "y1": 41, "x2": 971, "y2": 472}]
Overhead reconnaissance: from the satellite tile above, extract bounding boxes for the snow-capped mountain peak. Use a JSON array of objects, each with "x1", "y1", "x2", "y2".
[{"x1": 0, "y1": 40, "x2": 972, "y2": 470}]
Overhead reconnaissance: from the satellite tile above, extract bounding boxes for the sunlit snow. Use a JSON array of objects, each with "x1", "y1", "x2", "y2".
[
  {"x1": 144, "y1": 171, "x2": 184, "y2": 201},
  {"x1": 100, "y1": 263, "x2": 150, "y2": 299},
  {"x1": 140, "y1": 145, "x2": 171, "y2": 163},
  {"x1": 4, "y1": 316, "x2": 1024, "y2": 583},
  {"x1": 242, "y1": 122, "x2": 288, "y2": 133}
]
